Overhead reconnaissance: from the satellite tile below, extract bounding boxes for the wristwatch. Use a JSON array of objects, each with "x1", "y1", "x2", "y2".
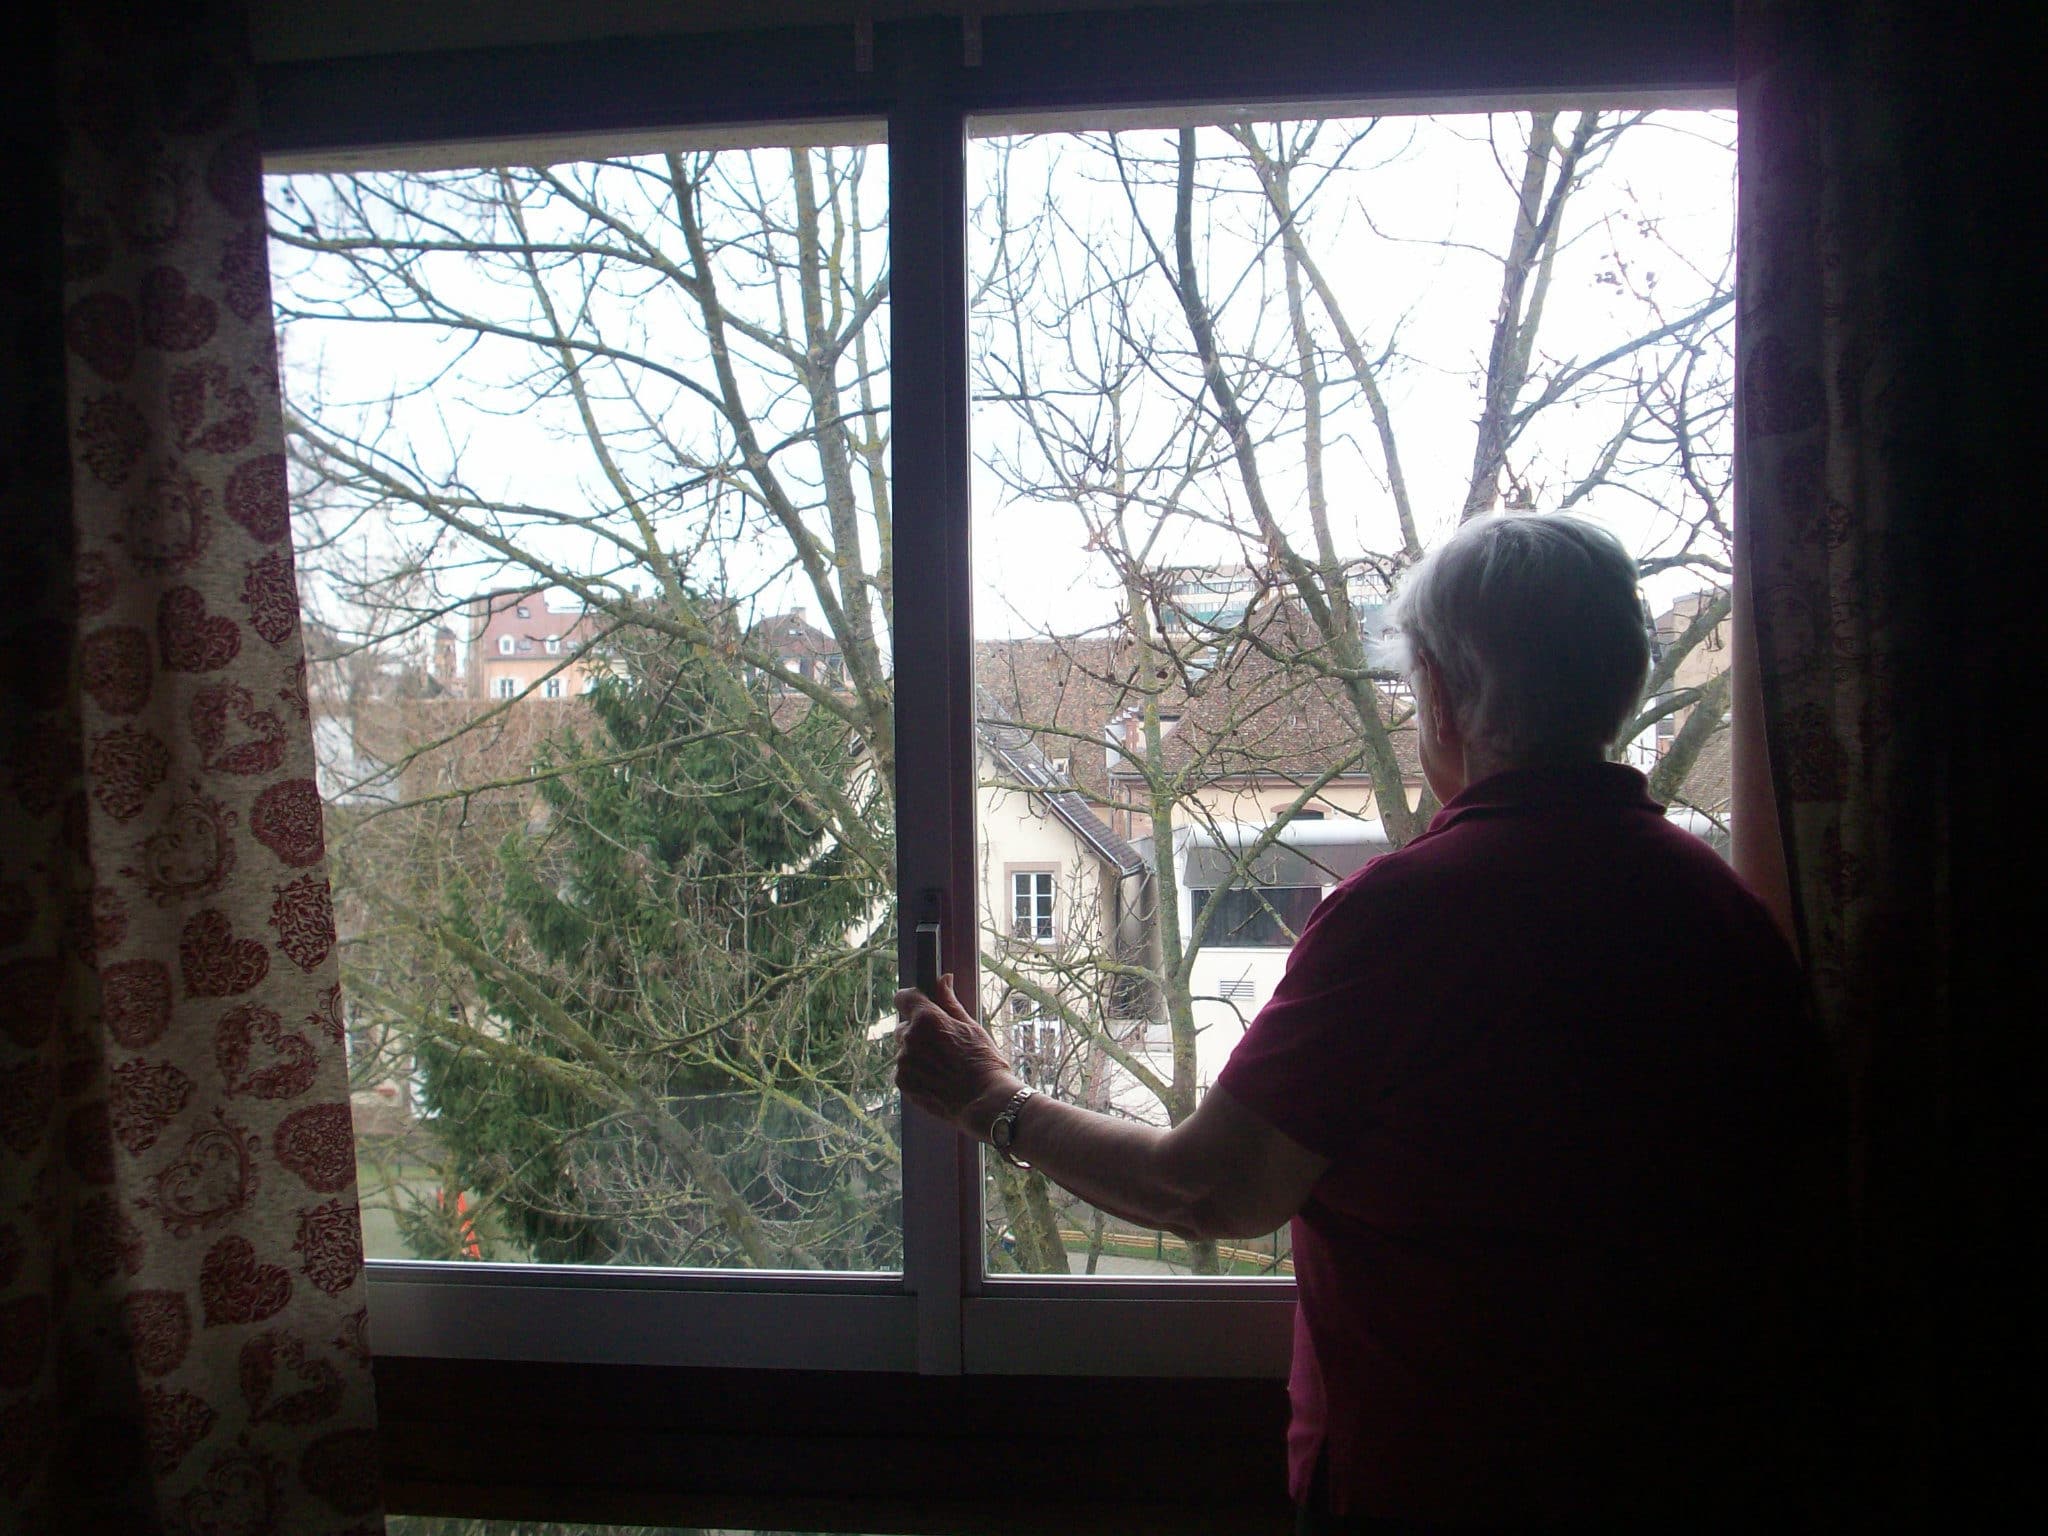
[{"x1": 988, "y1": 1085, "x2": 1037, "y2": 1169}]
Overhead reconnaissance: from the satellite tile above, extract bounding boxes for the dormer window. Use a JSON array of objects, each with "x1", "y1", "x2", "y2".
[
  {"x1": 497, "y1": 635, "x2": 514, "y2": 655},
  {"x1": 515, "y1": 604, "x2": 531, "y2": 618},
  {"x1": 544, "y1": 636, "x2": 561, "y2": 654}
]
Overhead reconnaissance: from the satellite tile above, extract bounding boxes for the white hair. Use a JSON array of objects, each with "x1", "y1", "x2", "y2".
[{"x1": 1374, "y1": 514, "x2": 1649, "y2": 761}]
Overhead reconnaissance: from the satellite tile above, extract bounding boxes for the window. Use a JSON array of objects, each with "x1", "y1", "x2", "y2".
[
  {"x1": 1010, "y1": 1013, "x2": 1064, "y2": 1085},
  {"x1": 1011, "y1": 870, "x2": 1055, "y2": 942},
  {"x1": 273, "y1": 127, "x2": 899, "y2": 1289},
  {"x1": 969, "y1": 101, "x2": 1731, "y2": 1281},
  {"x1": 261, "y1": 2, "x2": 1733, "y2": 1409},
  {"x1": 1189, "y1": 887, "x2": 1323, "y2": 949}
]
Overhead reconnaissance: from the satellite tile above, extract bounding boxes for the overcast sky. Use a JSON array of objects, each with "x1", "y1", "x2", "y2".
[{"x1": 270, "y1": 107, "x2": 1736, "y2": 654}]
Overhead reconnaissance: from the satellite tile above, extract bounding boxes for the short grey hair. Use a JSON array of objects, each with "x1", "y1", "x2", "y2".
[{"x1": 1376, "y1": 514, "x2": 1649, "y2": 761}]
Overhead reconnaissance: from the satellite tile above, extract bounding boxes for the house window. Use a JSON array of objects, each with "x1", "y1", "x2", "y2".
[
  {"x1": 544, "y1": 678, "x2": 562, "y2": 698},
  {"x1": 1189, "y1": 887, "x2": 1323, "y2": 948},
  {"x1": 1011, "y1": 870, "x2": 1055, "y2": 942},
  {"x1": 545, "y1": 636, "x2": 561, "y2": 654},
  {"x1": 1008, "y1": 1000, "x2": 1063, "y2": 1085},
  {"x1": 516, "y1": 636, "x2": 532, "y2": 652},
  {"x1": 515, "y1": 604, "x2": 531, "y2": 618},
  {"x1": 496, "y1": 677, "x2": 517, "y2": 700},
  {"x1": 497, "y1": 635, "x2": 514, "y2": 655}
]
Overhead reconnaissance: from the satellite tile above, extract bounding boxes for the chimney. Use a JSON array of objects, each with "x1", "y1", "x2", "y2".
[{"x1": 432, "y1": 627, "x2": 458, "y2": 694}]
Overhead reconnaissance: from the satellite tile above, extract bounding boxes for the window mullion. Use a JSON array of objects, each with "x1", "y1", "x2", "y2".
[{"x1": 890, "y1": 74, "x2": 976, "y2": 1375}]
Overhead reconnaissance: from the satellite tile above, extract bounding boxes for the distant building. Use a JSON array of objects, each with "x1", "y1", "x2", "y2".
[
  {"x1": 748, "y1": 608, "x2": 846, "y2": 691},
  {"x1": 1651, "y1": 591, "x2": 1733, "y2": 753},
  {"x1": 465, "y1": 588, "x2": 603, "y2": 702}
]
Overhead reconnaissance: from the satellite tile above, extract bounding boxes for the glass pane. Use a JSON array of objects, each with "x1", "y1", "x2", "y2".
[
  {"x1": 269, "y1": 135, "x2": 900, "y2": 1270},
  {"x1": 968, "y1": 109, "x2": 1736, "y2": 1274}
]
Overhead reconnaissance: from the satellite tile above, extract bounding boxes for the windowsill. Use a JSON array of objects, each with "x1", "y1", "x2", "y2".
[{"x1": 375, "y1": 1355, "x2": 1293, "y2": 1535}]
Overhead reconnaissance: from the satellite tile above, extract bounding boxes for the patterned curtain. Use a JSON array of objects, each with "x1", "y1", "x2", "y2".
[
  {"x1": 1736, "y1": 0, "x2": 1953, "y2": 1517},
  {"x1": 1, "y1": 4, "x2": 383, "y2": 1530}
]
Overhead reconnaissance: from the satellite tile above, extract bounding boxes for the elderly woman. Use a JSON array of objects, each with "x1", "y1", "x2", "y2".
[{"x1": 896, "y1": 514, "x2": 1833, "y2": 1532}]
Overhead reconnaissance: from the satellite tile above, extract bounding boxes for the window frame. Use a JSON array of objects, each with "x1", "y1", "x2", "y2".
[
  {"x1": 256, "y1": 0, "x2": 1736, "y2": 1451},
  {"x1": 1009, "y1": 865, "x2": 1057, "y2": 943}
]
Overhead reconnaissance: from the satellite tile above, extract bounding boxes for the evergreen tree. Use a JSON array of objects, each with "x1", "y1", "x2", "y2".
[{"x1": 417, "y1": 625, "x2": 899, "y2": 1269}]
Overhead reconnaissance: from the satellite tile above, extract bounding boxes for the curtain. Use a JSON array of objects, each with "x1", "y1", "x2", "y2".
[
  {"x1": 1, "y1": 4, "x2": 382, "y2": 1530},
  {"x1": 1735, "y1": 0, "x2": 2008, "y2": 1521}
]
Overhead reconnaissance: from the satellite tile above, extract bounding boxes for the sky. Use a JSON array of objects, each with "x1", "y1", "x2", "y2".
[{"x1": 267, "y1": 107, "x2": 1737, "y2": 660}]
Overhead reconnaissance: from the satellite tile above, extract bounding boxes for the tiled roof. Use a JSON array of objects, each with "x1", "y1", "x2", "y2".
[
  {"x1": 1668, "y1": 722, "x2": 1732, "y2": 817},
  {"x1": 975, "y1": 601, "x2": 1421, "y2": 801},
  {"x1": 977, "y1": 690, "x2": 1145, "y2": 877}
]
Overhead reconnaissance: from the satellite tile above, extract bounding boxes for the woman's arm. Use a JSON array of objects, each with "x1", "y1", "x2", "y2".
[{"x1": 895, "y1": 976, "x2": 1329, "y2": 1241}]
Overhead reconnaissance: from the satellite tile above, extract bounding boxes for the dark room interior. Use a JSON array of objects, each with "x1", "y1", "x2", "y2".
[{"x1": 2, "y1": 3, "x2": 2035, "y2": 1532}]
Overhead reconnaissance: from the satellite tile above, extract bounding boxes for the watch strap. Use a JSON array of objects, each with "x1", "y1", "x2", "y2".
[{"x1": 989, "y1": 1085, "x2": 1037, "y2": 1169}]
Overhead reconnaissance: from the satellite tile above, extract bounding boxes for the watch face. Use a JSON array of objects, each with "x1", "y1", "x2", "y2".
[{"x1": 992, "y1": 1116, "x2": 1014, "y2": 1150}]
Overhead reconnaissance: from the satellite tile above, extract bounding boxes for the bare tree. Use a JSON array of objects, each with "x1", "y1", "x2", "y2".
[
  {"x1": 967, "y1": 114, "x2": 1736, "y2": 1270},
  {"x1": 272, "y1": 108, "x2": 1737, "y2": 1277}
]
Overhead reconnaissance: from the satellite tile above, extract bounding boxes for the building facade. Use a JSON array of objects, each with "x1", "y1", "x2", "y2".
[{"x1": 466, "y1": 587, "x2": 603, "y2": 701}]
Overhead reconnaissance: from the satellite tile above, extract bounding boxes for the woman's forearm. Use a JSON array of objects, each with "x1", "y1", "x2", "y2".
[
  {"x1": 996, "y1": 1089, "x2": 1212, "y2": 1237},
  {"x1": 895, "y1": 982, "x2": 1322, "y2": 1242}
]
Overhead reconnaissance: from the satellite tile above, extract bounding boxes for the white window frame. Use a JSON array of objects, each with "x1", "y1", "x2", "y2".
[
  {"x1": 1011, "y1": 868, "x2": 1056, "y2": 943},
  {"x1": 545, "y1": 635, "x2": 561, "y2": 654},
  {"x1": 497, "y1": 634, "x2": 514, "y2": 655},
  {"x1": 496, "y1": 677, "x2": 517, "y2": 700},
  {"x1": 544, "y1": 677, "x2": 562, "y2": 698}
]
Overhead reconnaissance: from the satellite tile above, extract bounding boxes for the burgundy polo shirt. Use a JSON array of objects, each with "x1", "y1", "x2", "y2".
[{"x1": 1216, "y1": 762, "x2": 1828, "y2": 1526}]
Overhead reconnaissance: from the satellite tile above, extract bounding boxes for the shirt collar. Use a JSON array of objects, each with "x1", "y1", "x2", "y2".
[{"x1": 1428, "y1": 760, "x2": 1658, "y2": 833}]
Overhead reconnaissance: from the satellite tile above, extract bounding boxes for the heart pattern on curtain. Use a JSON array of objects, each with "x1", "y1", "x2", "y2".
[{"x1": 0, "y1": 3, "x2": 383, "y2": 1530}]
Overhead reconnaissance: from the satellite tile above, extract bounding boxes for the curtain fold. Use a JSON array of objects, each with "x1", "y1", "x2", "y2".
[
  {"x1": 1736, "y1": 0, "x2": 1965, "y2": 1520},
  {"x1": 1, "y1": 3, "x2": 382, "y2": 1530}
]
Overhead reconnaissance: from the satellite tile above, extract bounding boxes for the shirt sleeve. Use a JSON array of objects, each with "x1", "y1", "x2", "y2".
[{"x1": 1213, "y1": 869, "x2": 1406, "y2": 1160}]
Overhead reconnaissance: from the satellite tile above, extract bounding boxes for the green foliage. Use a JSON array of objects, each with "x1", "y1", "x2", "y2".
[{"x1": 416, "y1": 623, "x2": 899, "y2": 1268}]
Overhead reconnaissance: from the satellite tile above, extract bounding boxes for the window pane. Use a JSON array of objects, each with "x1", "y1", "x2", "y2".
[
  {"x1": 968, "y1": 109, "x2": 1735, "y2": 1275},
  {"x1": 271, "y1": 134, "x2": 899, "y2": 1270}
]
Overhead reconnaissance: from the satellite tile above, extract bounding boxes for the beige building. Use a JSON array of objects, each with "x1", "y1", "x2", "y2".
[
  {"x1": 1651, "y1": 590, "x2": 1733, "y2": 749},
  {"x1": 466, "y1": 587, "x2": 604, "y2": 702},
  {"x1": 974, "y1": 603, "x2": 1425, "y2": 1115}
]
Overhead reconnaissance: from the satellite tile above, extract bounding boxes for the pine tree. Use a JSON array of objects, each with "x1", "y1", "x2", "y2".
[{"x1": 417, "y1": 626, "x2": 899, "y2": 1269}]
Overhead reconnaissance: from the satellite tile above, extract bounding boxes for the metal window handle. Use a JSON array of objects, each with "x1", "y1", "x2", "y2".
[{"x1": 915, "y1": 920, "x2": 942, "y2": 999}]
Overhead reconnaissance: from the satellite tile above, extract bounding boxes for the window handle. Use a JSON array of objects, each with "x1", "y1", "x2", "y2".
[{"x1": 915, "y1": 920, "x2": 942, "y2": 998}]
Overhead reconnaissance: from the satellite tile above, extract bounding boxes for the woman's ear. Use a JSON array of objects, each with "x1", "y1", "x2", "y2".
[{"x1": 1416, "y1": 651, "x2": 1460, "y2": 751}]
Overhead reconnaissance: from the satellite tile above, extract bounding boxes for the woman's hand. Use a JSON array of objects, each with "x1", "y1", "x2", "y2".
[{"x1": 894, "y1": 974, "x2": 1021, "y2": 1140}]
